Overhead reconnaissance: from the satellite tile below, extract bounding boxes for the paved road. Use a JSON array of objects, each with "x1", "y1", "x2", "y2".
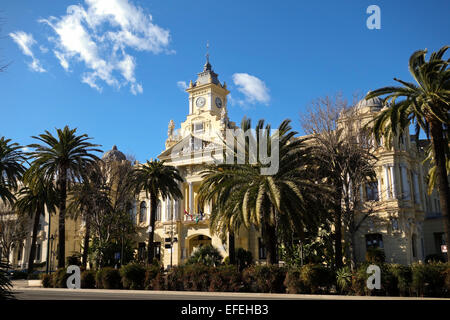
[
  {"x1": 11, "y1": 287, "x2": 449, "y2": 300},
  {"x1": 11, "y1": 288, "x2": 317, "y2": 300}
]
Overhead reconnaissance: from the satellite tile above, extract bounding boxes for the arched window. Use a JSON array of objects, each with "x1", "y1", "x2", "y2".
[
  {"x1": 156, "y1": 201, "x2": 161, "y2": 221},
  {"x1": 139, "y1": 201, "x2": 147, "y2": 223}
]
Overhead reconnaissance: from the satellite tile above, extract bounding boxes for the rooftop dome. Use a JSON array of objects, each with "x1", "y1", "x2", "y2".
[
  {"x1": 356, "y1": 93, "x2": 384, "y2": 110},
  {"x1": 102, "y1": 145, "x2": 126, "y2": 162}
]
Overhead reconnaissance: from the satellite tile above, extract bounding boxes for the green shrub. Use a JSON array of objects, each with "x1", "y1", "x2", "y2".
[
  {"x1": 236, "y1": 248, "x2": 253, "y2": 271},
  {"x1": 149, "y1": 270, "x2": 166, "y2": 290},
  {"x1": 388, "y1": 264, "x2": 411, "y2": 296},
  {"x1": 81, "y1": 270, "x2": 96, "y2": 289},
  {"x1": 351, "y1": 263, "x2": 397, "y2": 296},
  {"x1": 166, "y1": 266, "x2": 185, "y2": 291},
  {"x1": 425, "y1": 253, "x2": 447, "y2": 263},
  {"x1": 284, "y1": 268, "x2": 307, "y2": 294},
  {"x1": 242, "y1": 265, "x2": 286, "y2": 293},
  {"x1": 336, "y1": 266, "x2": 353, "y2": 294},
  {"x1": 41, "y1": 273, "x2": 52, "y2": 288},
  {"x1": 209, "y1": 265, "x2": 244, "y2": 292},
  {"x1": 66, "y1": 253, "x2": 82, "y2": 266},
  {"x1": 96, "y1": 268, "x2": 121, "y2": 289},
  {"x1": 186, "y1": 245, "x2": 223, "y2": 267},
  {"x1": 144, "y1": 265, "x2": 162, "y2": 290},
  {"x1": 182, "y1": 264, "x2": 213, "y2": 291},
  {"x1": 52, "y1": 268, "x2": 70, "y2": 288},
  {"x1": 411, "y1": 262, "x2": 448, "y2": 297},
  {"x1": 284, "y1": 264, "x2": 334, "y2": 294},
  {"x1": 365, "y1": 248, "x2": 385, "y2": 263},
  {"x1": 120, "y1": 263, "x2": 146, "y2": 290},
  {"x1": 301, "y1": 264, "x2": 335, "y2": 294}
]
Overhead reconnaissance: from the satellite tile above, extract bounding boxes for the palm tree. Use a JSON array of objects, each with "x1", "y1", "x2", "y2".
[
  {"x1": 198, "y1": 118, "x2": 325, "y2": 265},
  {"x1": 27, "y1": 126, "x2": 101, "y2": 268},
  {"x1": 366, "y1": 46, "x2": 450, "y2": 260},
  {"x1": 132, "y1": 160, "x2": 183, "y2": 264},
  {"x1": 66, "y1": 163, "x2": 103, "y2": 269},
  {"x1": 15, "y1": 173, "x2": 57, "y2": 274},
  {"x1": 0, "y1": 137, "x2": 26, "y2": 206}
]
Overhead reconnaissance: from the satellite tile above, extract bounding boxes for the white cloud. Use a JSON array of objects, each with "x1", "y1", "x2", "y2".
[
  {"x1": 9, "y1": 31, "x2": 46, "y2": 72},
  {"x1": 37, "y1": 0, "x2": 171, "y2": 94},
  {"x1": 177, "y1": 81, "x2": 188, "y2": 91},
  {"x1": 232, "y1": 73, "x2": 270, "y2": 106}
]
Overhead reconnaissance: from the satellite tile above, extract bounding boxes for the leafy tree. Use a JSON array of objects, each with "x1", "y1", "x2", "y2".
[
  {"x1": 15, "y1": 173, "x2": 57, "y2": 274},
  {"x1": 132, "y1": 159, "x2": 182, "y2": 264},
  {"x1": 0, "y1": 137, "x2": 26, "y2": 206},
  {"x1": 366, "y1": 46, "x2": 450, "y2": 261},
  {"x1": 27, "y1": 126, "x2": 101, "y2": 268},
  {"x1": 67, "y1": 163, "x2": 103, "y2": 268},
  {"x1": 186, "y1": 244, "x2": 223, "y2": 267},
  {"x1": 0, "y1": 262, "x2": 13, "y2": 300},
  {"x1": 199, "y1": 118, "x2": 325, "y2": 265},
  {"x1": 301, "y1": 94, "x2": 377, "y2": 269}
]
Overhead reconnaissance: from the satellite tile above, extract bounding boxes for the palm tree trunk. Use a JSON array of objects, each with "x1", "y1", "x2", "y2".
[
  {"x1": 147, "y1": 193, "x2": 157, "y2": 264},
  {"x1": 430, "y1": 121, "x2": 450, "y2": 262},
  {"x1": 27, "y1": 209, "x2": 41, "y2": 274},
  {"x1": 82, "y1": 216, "x2": 91, "y2": 269},
  {"x1": 262, "y1": 221, "x2": 277, "y2": 265},
  {"x1": 57, "y1": 168, "x2": 67, "y2": 269},
  {"x1": 228, "y1": 232, "x2": 236, "y2": 264}
]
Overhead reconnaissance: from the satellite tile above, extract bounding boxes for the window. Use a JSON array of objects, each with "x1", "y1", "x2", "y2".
[
  {"x1": 365, "y1": 234, "x2": 383, "y2": 250},
  {"x1": 258, "y1": 238, "x2": 267, "y2": 260},
  {"x1": 35, "y1": 244, "x2": 41, "y2": 261},
  {"x1": 17, "y1": 243, "x2": 23, "y2": 261},
  {"x1": 138, "y1": 242, "x2": 146, "y2": 261},
  {"x1": 365, "y1": 182, "x2": 379, "y2": 201},
  {"x1": 412, "y1": 234, "x2": 418, "y2": 258},
  {"x1": 434, "y1": 232, "x2": 446, "y2": 253},
  {"x1": 156, "y1": 201, "x2": 161, "y2": 221},
  {"x1": 139, "y1": 201, "x2": 147, "y2": 223},
  {"x1": 193, "y1": 122, "x2": 204, "y2": 133},
  {"x1": 154, "y1": 242, "x2": 161, "y2": 261}
]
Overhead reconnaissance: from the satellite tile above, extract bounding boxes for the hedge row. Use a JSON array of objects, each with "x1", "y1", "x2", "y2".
[{"x1": 41, "y1": 262, "x2": 450, "y2": 297}]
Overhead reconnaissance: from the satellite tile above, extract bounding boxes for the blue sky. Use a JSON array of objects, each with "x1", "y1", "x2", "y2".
[{"x1": 1, "y1": 0, "x2": 449, "y2": 162}]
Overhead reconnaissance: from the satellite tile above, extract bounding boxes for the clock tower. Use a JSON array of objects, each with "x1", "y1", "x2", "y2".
[{"x1": 185, "y1": 54, "x2": 229, "y2": 116}]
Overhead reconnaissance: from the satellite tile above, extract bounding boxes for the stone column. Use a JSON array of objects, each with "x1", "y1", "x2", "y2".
[
  {"x1": 389, "y1": 165, "x2": 397, "y2": 199},
  {"x1": 377, "y1": 177, "x2": 382, "y2": 201},
  {"x1": 413, "y1": 172, "x2": 420, "y2": 204},
  {"x1": 384, "y1": 165, "x2": 391, "y2": 199},
  {"x1": 400, "y1": 165, "x2": 411, "y2": 200},
  {"x1": 189, "y1": 182, "x2": 193, "y2": 216}
]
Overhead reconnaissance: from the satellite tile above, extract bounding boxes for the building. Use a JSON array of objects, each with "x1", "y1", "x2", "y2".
[
  {"x1": 132, "y1": 57, "x2": 264, "y2": 267},
  {"x1": 343, "y1": 97, "x2": 444, "y2": 264},
  {"x1": 1, "y1": 57, "x2": 446, "y2": 271}
]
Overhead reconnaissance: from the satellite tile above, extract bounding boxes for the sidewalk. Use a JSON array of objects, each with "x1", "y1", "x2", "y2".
[{"x1": 11, "y1": 281, "x2": 450, "y2": 300}]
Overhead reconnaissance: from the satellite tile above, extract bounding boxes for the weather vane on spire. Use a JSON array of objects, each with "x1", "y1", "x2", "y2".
[{"x1": 206, "y1": 40, "x2": 210, "y2": 63}]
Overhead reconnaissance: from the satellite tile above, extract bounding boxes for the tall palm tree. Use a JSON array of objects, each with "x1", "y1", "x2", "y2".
[
  {"x1": 366, "y1": 46, "x2": 450, "y2": 260},
  {"x1": 198, "y1": 118, "x2": 325, "y2": 265},
  {"x1": 66, "y1": 163, "x2": 103, "y2": 269},
  {"x1": 27, "y1": 126, "x2": 101, "y2": 268},
  {"x1": 0, "y1": 137, "x2": 26, "y2": 206},
  {"x1": 132, "y1": 160, "x2": 183, "y2": 264},
  {"x1": 15, "y1": 173, "x2": 57, "y2": 274}
]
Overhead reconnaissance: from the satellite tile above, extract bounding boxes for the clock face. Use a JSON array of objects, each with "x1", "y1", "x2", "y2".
[
  {"x1": 196, "y1": 97, "x2": 206, "y2": 108},
  {"x1": 215, "y1": 97, "x2": 223, "y2": 108}
]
